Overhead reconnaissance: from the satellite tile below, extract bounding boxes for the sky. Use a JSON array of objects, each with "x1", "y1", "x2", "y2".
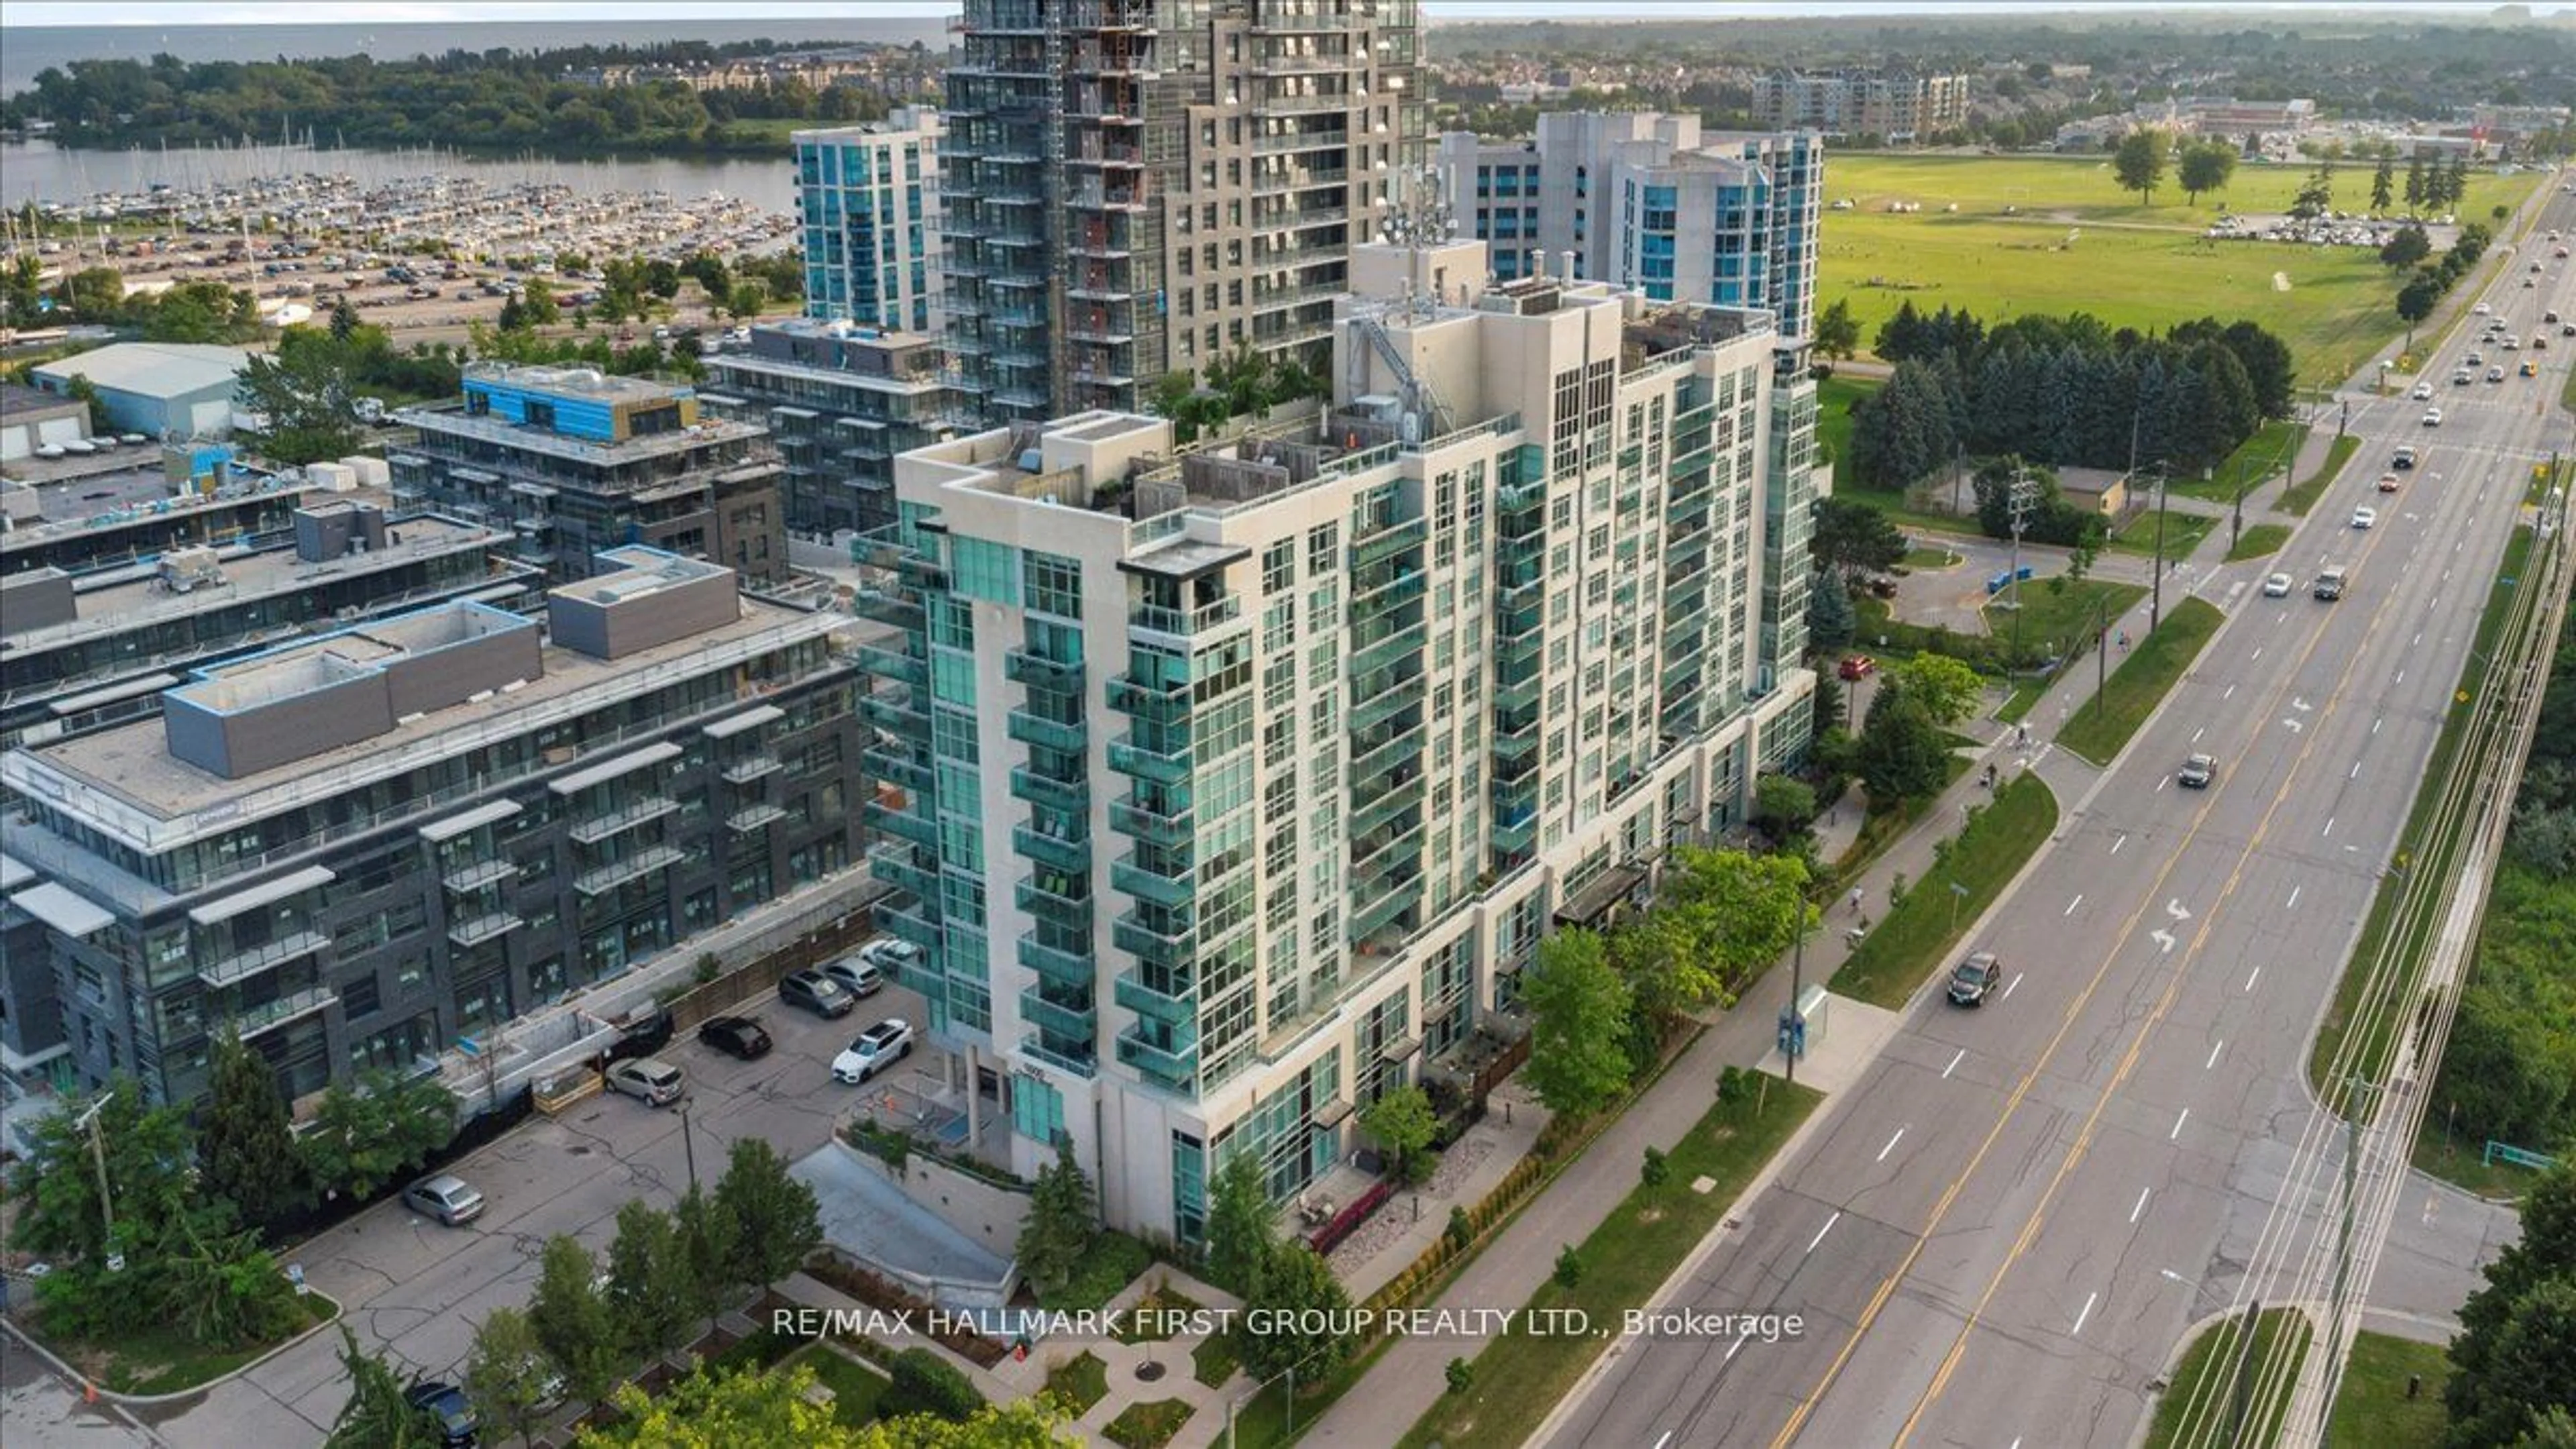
[{"x1": 5, "y1": 0, "x2": 2572, "y2": 25}]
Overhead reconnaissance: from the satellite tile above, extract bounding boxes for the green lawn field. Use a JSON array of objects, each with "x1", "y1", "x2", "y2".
[{"x1": 1820, "y1": 154, "x2": 2543, "y2": 386}]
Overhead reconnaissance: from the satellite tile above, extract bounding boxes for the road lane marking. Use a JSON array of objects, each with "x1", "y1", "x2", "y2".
[
  {"x1": 2131, "y1": 1187, "x2": 2152, "y2": 1224},
  {"x1": 2073, "y1": 1291, "x2": 2098, "y2": 1337},
  {"x1": 2171, "y1": 1108, "x2": 2190, "y2": 1141},
  {"x1": 2112, "y1": 833, "x2": 2127, "y2": 855},
  {"x1": 1807, "y1": 1212, "x2": 1841, "y2": 1255},
  {"x1": 2374, "y1": 717, "x2": 2383, "y2": 735},
  {"x1": 2324, "y1": 817, "x2": 2337, "y2": 837},
  {"x1": 1655, "y1": 1434, "x2": 1674, "y2": 1449},
  {"x1": 2192, "y1": 727, "x2": 2205, "y2": 743},
  {"x1": 1879, "y1": 1127, "x2": 1908, "y2": 1163},
  {"x1": 2245, "y1": 965, "x2": 2263, "y2": 992},
  {"x1": 2252, "y1": 647, "x2": 2263, "y2": 661},
  {"x1": 2224, "y1": 684, "x2": 2237, "y2": 700},
  {"x1": 2206, "y1": 1040, "x2": 2225, "y2": 1071},
  {"x1": 2351, "y1": 761, "x2": 2362, "y2": 779},
  {"x1": 2004, "y1": 974, "x2": 2023, "y2": 1000},
  {"x1": 2397, "y1": 669, "x2": 2406, "y2": 684},
  {"x1": 2288, "y1": 885, "x2": 2302, "y2": 910},
  {"x1": 2158, "y1": 775, "x2": 2171, "y2": 791},
  {"x1": 2414, "y1": 631, "x2": 2423, "y2": 646},
  {"x1": 1725, "y1": 1334, "x2": 1750, "y2": 1364},
  {"x1": 1943, "y1": 1049, "x2": 1965, "y2": 1079},
  {"x1": 2064, "y1": 895, "x2": 2084, "y2": 915}
]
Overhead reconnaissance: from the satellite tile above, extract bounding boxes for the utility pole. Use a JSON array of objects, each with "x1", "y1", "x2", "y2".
[
  {"x1": 2149, "y1": 466, "x2": 2171, "y2": 633},
  {"x1": 70, "y1": 1091, "x2": 117, "y2": 1267},
  {"x1": 1785, "y1": 921, "x2": 1805, "y2": 1088},
  {"x1": 2094, "y1": 594, "x2": 2110, "y2": 719},
  {"x1": 2231, "y1": 453, "x2": 2247, "y2": 552},
  {"x1": 2322, "y1": 1077, "x2": 2383, "y2": 1434},
  {"x1": 2007, "y1": 466, "x2": 2040, "y2": 675},
  {"x1": 680, "y1": 1100, "x2": 700, "y2": 1193}
]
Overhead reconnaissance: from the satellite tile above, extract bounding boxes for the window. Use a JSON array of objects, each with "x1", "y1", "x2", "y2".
[
  {"x1": 1263, "y1": 537, "x2": 1297, "y2": 594},
  {"x1": 1023, "y1": 550, "x2": 1083, "y2": 617},
  {"x1": 1307, "y1": 523, "x2": 1339, "y2": 577},
  {"x1": 950, "y1": 537, "x2": 1022, "y2": 604}
]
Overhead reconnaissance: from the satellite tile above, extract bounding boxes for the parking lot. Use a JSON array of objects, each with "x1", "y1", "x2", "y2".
[{"x1": 117, "y1": 962, "x2": 948, "y2": 1448}]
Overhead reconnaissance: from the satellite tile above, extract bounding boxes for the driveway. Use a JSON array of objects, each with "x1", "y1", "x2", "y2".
[{"x1": 126, "y1": 969, "x2": 947, "y2": 1447}]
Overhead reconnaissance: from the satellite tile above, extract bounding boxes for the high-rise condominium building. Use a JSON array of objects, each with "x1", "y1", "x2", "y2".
[
  {"x1": 1436, "y1": 113, "x2": 1823, "y2": 344},
  {"x1": 855, "y1": 236, "x2": 1813, "y2": 1238},
  {"x1": 703, "y1": 319, "x2": 969, "y2": 540},
  {"x1": 1751, "y1": 70, "x2": 1968, "y2": 144},
  {"x1": 0, "y1": 549, "x2": 863, "y2": 1108},
  {"x1": 941, "y1": 0, "x2": 1424, "y2": 423},
  {"x1": 393, "y1": 364, "x2": 790, "y2": 588},
  {"x1": 794, "y1": 109, "x2": 947, "y2": 335}
]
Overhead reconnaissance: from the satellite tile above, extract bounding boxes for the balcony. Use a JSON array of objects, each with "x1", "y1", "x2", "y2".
[
  {"x1": 1020, "y1": 1035, "x2": 1099, "y2": 1079},
  {"x1": 1492, "y1": 809, "x2": 1538, "y2": 855},
  {"x1": 853, "y1": 588, "x2": 925, "y2": 630},
  {"x1": 1493, "y1": 669, "x2": 1542, "y2": 711},
  {"x1": 574, "y1": 845, "x2": 686, "y2": 897},
  {"x1": 1016, "y1": 876, "x2": 1095, "y2": 931},
  {"x1": 570, "y1": 795, "x2": 677, "y2": 845},
  {"x1": 441, "y1": 858, "x2": 518, "y2": 894},
  {"x1": 1254, "y1": 127, "x2": 1348, "y2": 155},
  {"x1": 879, "y1": 896, "x2": 941, "y2": 951},
  {"x1": 1115, "y1": 970, "x2": 1197, "y2": 1027},
  {"x1": 1018, "y1": 987, "x2": 1099, "y2": 1042},
  {"x1": 728, "y1": 802, "x2": 789, "y2": 833},
  {"x1": 1018, "y1": 932, "x2": 1093, "y2": 987},
  {"x1": 236, "y1": 986, "x2": 336, "y2": 1041},
  {"x1": 1014, "y1": 822, "x2": 1092, "y2": 874},
  {"x1": 1113, "y1": 908, "x2": 1194, "y2": 967},
  {"x1": 1116, "y1": 1024, "x2": 1199, "y2": 1091},
  {"x1": 1107, "y1": 674, "x2": 1191, "y2": 721},
  {"x1": 1349, "y1": 676, "x2": 1425, "y2": 735},
  {"x1": 197, "y1": 929, "x2": 329, "y2": 989},
  {"x1": 1352, "y1": 517, "x2": 1428, "y2": 569},
  {"x1": 1010, "y1": 764, "x2": 1089, "y2": 814},
  {"x1": 1005, "y1": 649, "x2": 1085, "y2": 690},
  {"x1": 1348, "y1": 774, "x2": 1425, "y2": 839},
  {"x1": 1106, "y1": 734, "x2": 1192, "y2": 785},
  {"x1": 446, "y1": 910, "x2": 523, "y2": 949},
  {"x1": 863, "y1": 800, "x2": 938, "y2": 847},
  {"x1": 861, "y1": 692, "x2": 928, "y2": 736},
  {"x1": 1348, "y1": 869, "x2": 1423, "y2": 943},
  {"x1": 1129, "y1": 595, "x2": 1243, "y2": 638},
  {"x1": 869, "y1": 844, "x2": 942, "y2": 901},
  {"x1": 1346, "y1": 729, "x2": 1422, "y2": 789},
  {"x1": 1108, "y1": 794, "x2": 1193, "y2": 847},
  {"x1": 1006, "y1": 709, "x2": 1087, "y2": 753},
  {"x1": 1348, "y1": 619, "x2": 1425, "y2": 679},
  {"x1": 865, "y1": 748, "x2": 935, "y2": 796},
  {"x1": 857, "y1": 643, "x2": 929, "y2": 689},
  {"x1": 1113, "y1": 851, "x2": 1194, "y2": 908},
  {"x1": 721, "y1": 755, "x2": 782, "y2": 786}
]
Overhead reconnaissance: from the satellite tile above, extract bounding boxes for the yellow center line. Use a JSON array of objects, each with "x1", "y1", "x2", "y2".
[{"x1": 1770, "y1": 488, "x2": 2420, "y2": 1449}]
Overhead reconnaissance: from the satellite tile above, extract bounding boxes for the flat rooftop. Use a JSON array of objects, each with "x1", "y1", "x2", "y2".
[
  {"x1": 394, "y1": 402, "x2": 768, "y2": 465},
  {"x1": 1, "y1": 474, "x2": 317, "y2": 552},
  {"x1": 16, "y1": 592, "x2": 836, "y2": 828},
  {"x1": 463, "y1": 362, "x2": 688, "y2": 403},
  {"x1": 0, "y1": 512, "x2": 502, "y2": 659}
]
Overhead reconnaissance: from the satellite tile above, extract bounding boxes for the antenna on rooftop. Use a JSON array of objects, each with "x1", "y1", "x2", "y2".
[{"x1": 1379, "y1": 160, "x2": 1453, "y2": 323}]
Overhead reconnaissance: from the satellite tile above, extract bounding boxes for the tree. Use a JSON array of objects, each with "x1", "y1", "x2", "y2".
[
  {"x1": 1554, "y1": 1244, "x2": 1584, "y2": 1289},
  {"x1": 1813, "y1": 297, "x2": 1861, "y2": 362},
  {"x1": 9, "y1": 1075, "x2": 196, "y2": 1265},
  {"x1": 605, "y1": 1199, "x2": 694, "y2": 1362},
  {"x1": 2397, "y1": 266, "x2": 2447, "y2": 325},
  {"x1": 326, "y1": 1325, "x2": 443, "y2": 1449},
  {"x1": 1874, "y1": 299, "x2": 1927, "y2": 362},
  {"x1": 303, "y1": 1069, "x2": 457, "y2": 1203},
  {"x1": 236, "y1": 327, "x2": 363, "y2": 466},
  {"x1": 1847, "y1": 360, "x2": 1959, "y2": 488},
  {"x1": 1640, "y1": 1146, "x2": 1670, "y2": 1190},
  {"x1": 466, "y1": 1307, "x2": 556, "y2": 1448},
  {"x1": 2177, "y1": 143, "x2": 2237, "y2": 205},
  {"x1": 2112, "y1": 127, "x2": 2171, "y2": 205},
  {"x1": 1521, "y1": 928, "x2": 1635, "y2": 1118},
  {"x1": 671, "y1": 1186, "x2": 739, "y2": 1326},
  {"x1": 1359, "y1": 1085, "x2": 1438, "y2": 1185},
  {"x1": 580, "y1": 1361, "x2": 1078, "y2": 1447},
  {"x1": 714, "y1": 1136, "x2": 821, "y2": 1295},
  {"x1": 1809, "y1": 496, "x2": 1908, "y2": 584},
  {"x1": 2290, "y1": 168, "x2": 2335, "y2": 223},
  {"x1": 2380, "y1": 223, "x2": 2433, "y2": 272},
  {"x1": 1014, "y1": 1137, "x2": 1099, "y2": 1305},
  {"x1": 1618, "y1": 847, "x2": 1814, "y2": 1022},
  {"x1": 724, "y1": 280, "x2": 769, "y2": 321},
  {"x1": 1888, "y1": 653, "x2": 1984, "y2": 727},
  {"x1": 521, "y1": 277, "x2": 559, "y2": 327},
  {"x1": 1204, "y1": 1153, "x2": 1275, "y2": 1297},
  {"x1": 1754, "y1": 774, "x2": 1819, "y2": 839},
  {"x1": 1236, "y1": 1244, "x2": 1356, "y2": 1383},
  {"x1": 529, "y1": 1234, "x2": 623, "y2": 1406},
  {"x1": 329, "y1": 295, "x2": 361, "y2": 342},
  {"x1": 887, "y1": 1346, "x2": 982, "y2": 1421},
  {"x1": 1857, "y1": 682, "x2": 1949, "y2": 804},
  {"x1": 2404, "y1": 153, "x2": 2428, "y2": 212},
  {"x1": 2371, "y1": 154, "x2": 2396, "y2": 213},
  {"x1": 61, "y1": 371, "x2": 112, "y2": 435},
  {"x1": 2449, "y1": 1279, "x2": 2576, "y2": 1448},
  {"x1": 1808, "y1": 574, "x2": 1856, "y2": 652},
  {"x1": 199, "y1": 1029, "x2": 310, "y2": 1232},
  {"x1": 497, "y1": 294, "x2": 529, "y2": 332}
]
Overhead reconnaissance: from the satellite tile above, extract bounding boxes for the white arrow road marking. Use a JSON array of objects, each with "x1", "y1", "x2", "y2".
[
  {"x1": 2167, "y1": 899, "x2": 2192, "y2": 921},
  {"x1": 2292, "y1": 697, "x2": 2313, "y2": 712},
  {"x1": 2285, "y1": 718, "x2": 2305, "y2": 734},
  {"x1": 2151, "y1": 928, "x2": 2177, "y2": 955}
]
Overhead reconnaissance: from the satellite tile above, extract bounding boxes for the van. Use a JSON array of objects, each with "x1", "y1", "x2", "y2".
[{"x1": 2313, "y1": 566, "x2": 2348, "y2": 601}]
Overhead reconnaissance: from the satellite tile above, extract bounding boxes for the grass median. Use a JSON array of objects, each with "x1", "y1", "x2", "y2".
[
  {"x1": 66, "y1": 1289, "x2": 341, "y2": 1396},
  {"x1": 2308, "y1": 527, "x2": 2534, "y2": 1119},
  {"x1": 1831, "y1": 773, "x2": 2058, "y2": 1010},
  {"x1": 2142, "y1": 1306, "x2": 2311, "y2": 1449},
  {"x1": 2176, "y1": 419, "x2": 2308, "y2": 504},
  {"x1": 2322, "y1": 1332, "x2": 2451, "y2": 1449},
  {"x1": 2056, "y1": 596, "x2": 2224, "y2": 765},
  {"x1": 2225, "y1": 523, "x2": 2292, "y2": 563},
  {"x1": 2106, "y1": 506, "x2": 2218, "y2": 559},
  {"x1": 1982, "y1": 578, "x2": 2145, "y2": 663},
  {"x1": 1395, "y1": 1077, "x2": 1825, "y2": 1449},
  {"x1": 2279, "y1": 433, "x2": 2363, "y2": 516}
]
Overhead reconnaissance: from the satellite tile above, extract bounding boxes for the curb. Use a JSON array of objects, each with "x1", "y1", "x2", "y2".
[{"x1": 1, "y1": 1287, "x2": 345, "y2": 1410}]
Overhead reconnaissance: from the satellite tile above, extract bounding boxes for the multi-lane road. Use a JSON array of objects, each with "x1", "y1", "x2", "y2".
[{"x1": 1546, "y1": 170, "x2": 2576, "y2": 1449}]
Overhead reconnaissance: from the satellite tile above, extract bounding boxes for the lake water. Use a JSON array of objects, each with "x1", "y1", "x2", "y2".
[{"x1": 0, "y1": 138, "x2": 802, "y2": 215}]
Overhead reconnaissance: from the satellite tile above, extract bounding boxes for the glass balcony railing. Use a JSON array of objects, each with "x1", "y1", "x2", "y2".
[
  {"x1": 1107, "y1": 673, "x2": 1191, "y2": 720},
  {"x1": 1113, "y1": 908, "x2": 1194, "y2": 968},
  {"x1": 1018, "y1": 987, "x2": 1098, "y2": 1042},
  {"x1": 863, "y1": 799, "x2": 938, "y2": 847},
  {"x1": 1351, "y1": 517, "x2": 1427, "y2": 569},
  {"x1": 1009, "y1": 764, "x2": 1089, "y2": 814},
  {"x1": 574, "y1": 845, "x2": 686, "y2": 897},
  {"x1": 865, "y1": 748, "x2": 936, "y2": 796},
  {"x1": 1116, "y1": 1024, "x2": 1199, "y2": 1090},
  {"x1": 441, "y1": 858, "x2": 518, "y2": 894},
  {"x1": 1346, "y1": 729, "x2": 1422, "y2": 788},
  {"x1": 1020, "y1": 1034, "x2": 1099, "y2": 1079},
  {"x1": 1013, "y1": 822, "x2": 1091, "y2": 874},
  {"x1": 879, "y1": 896, "x2": 942, "y2": 951},
  {"x1": 857, "y1": 644, "x2": 928, "y2": 689},
  {"x1": 236, "y1": 986, "x2": 336, "y2": 1040},
  {"x1": 853, "y1": 588, "x2": 924, "y2": 630},
  {"x1": 1115, "y1": 970, "x2": 1197, "y2": 1027},
  {"x1": 1108, "y1": 795, "x2": 1193, "y2": 847},
  {"x1": 861, "y1": 692, "x2": 928, "y2": 736},
  {"x1": 1129, "y1": 595, "x2": 1242, "y2": 637},
  {"x1": 1017, "y1": 932, "x2": 1093, "y2": 986},
  {"x1": 1004, "y1": 649, "x2": 1085, "y2": 690},
  {"x1": 1112, "y1": 851, "x2": 1194, "y2": 908},
  {"x1": 720, "y1": 755, "x2": 782, "y2": 786},
  {"x1": 1350, "y1": 676, "x2": 1426, "y2": 735},
  {"x1": 570, "y1": 795, "x2": 678, "y2": 845},
  {"x1": 1007, "y1": 709, "x2": 1088, "y2": 753},
  {"x1": 869, "y1": 844, "x2": 942, "y2": 901},
  {"x1": 1491, "y1": 810, "x2": 1538, "y2": 856},
  {"x1": 445, "y1": 910, "x2": 523, "y2": 949},
  {"x1": 1348, "y1": 621, "x2": 1425, "y2": 680},
  {"x1": 1016, "y1": 876, "x2": 1095, "y2": 931},
  {"x1": 1107, "y1": 734, "x2": 1192, "y2": 784},
  {"x1": 197, "y1": 929, "x2": 331, "y2": 989},
  {"x1": 727, "y1": 803, "x2": 788, "y2": 833},
  {"x1": 1348, "y1": 775, "x2": 1425, "y2": 839}
]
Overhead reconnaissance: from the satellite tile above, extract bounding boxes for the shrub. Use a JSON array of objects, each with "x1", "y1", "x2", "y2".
[
  {"x1": 1447, "y1": 1205, "x2": 1472, "y2": 1249},
  {"x1": 887, "y1": 1346, "x2": 981, "y2": 1421},
  {"x1": 1554, "y1": 1244, "x2": 1584, "y2": 1289},
  {"x1": 1447, "y1": 1357, "x2": 1475, "y2": 1394},
  {"x1": 1642, "y1": 1146, "x2": 1670, "y2": 1190}
]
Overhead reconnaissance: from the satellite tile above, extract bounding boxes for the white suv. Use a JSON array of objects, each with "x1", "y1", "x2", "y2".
[{"x1": 833, "y1": 1020, "x2": 916, "y2": 1085}]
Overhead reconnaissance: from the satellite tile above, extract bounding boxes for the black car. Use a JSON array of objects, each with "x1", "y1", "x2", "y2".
[
  {"x1": 605, "y1": 1006, "x2": 674, "y2": 1064},
  {"x1": 407, "y1": 1381, "x2": 478, "y2": 1448},
  {"x1": 697, "y1": 1014, "x2": 774, "y2": 1061},
  {"x1": 1947, "y1": 952, "x2": 2003, "y2": 1008},
  {"x1": 779, "y1": 969, "x2": 857, "y2": 1019}
]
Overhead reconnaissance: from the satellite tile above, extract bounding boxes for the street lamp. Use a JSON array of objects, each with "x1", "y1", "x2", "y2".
[{"x1": 69, "y1": 1091, "x2": 119, "y2": 1271}]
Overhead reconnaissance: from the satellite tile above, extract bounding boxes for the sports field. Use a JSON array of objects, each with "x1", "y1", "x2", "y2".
[{"x1": 1819, "y1": 154, "x2": 2544, "y2": 386}]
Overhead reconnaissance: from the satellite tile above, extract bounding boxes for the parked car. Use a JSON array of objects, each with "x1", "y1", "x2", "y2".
[
  {"x1": 780, "y1": 969, "x2": 857, "y2": 1019},
  {"x1": 2179, "y1": 753, "x2": 2218, "y2": 788},
  {"x1": 696, "y1": 1014, "x2": 773, "y2": 1060},
  {"x1": 2263, "y1": 572, "x2": 2294, "y2": 597},
  {"x1": 1946, "y1": 952, "x2": 2003, "y2": 1007},
  {"x1": 605, "y1": 1006, "x2": 673, "y2": 1063},
  {"x1": 605, "y1": 1057, "x2": 686, "y2": 1107},
  {"x1": 858, "y1": 938, "x2": 922, "y2": 976},
  {"x1": 402, "y1": 1174, "x2": 486, "y2": 1227},
  {"x1": 833, "y1": 1019, "x2": 916, "y2": 1085},
  {"x1": 1837, "y1": 655, "x2": 1876, "y2": 681},
  {"x1": 820, "y1": 956, "x2": 885, "y2": 1000},
  {"x1": 406, "y1": 1382, "x2": 479, "y2": 1448}
]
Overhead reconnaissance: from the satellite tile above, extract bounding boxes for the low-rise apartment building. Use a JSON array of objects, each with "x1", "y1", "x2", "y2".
[{"x1": 702, "y1": 319, "x2": 968, "y2": 541}]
